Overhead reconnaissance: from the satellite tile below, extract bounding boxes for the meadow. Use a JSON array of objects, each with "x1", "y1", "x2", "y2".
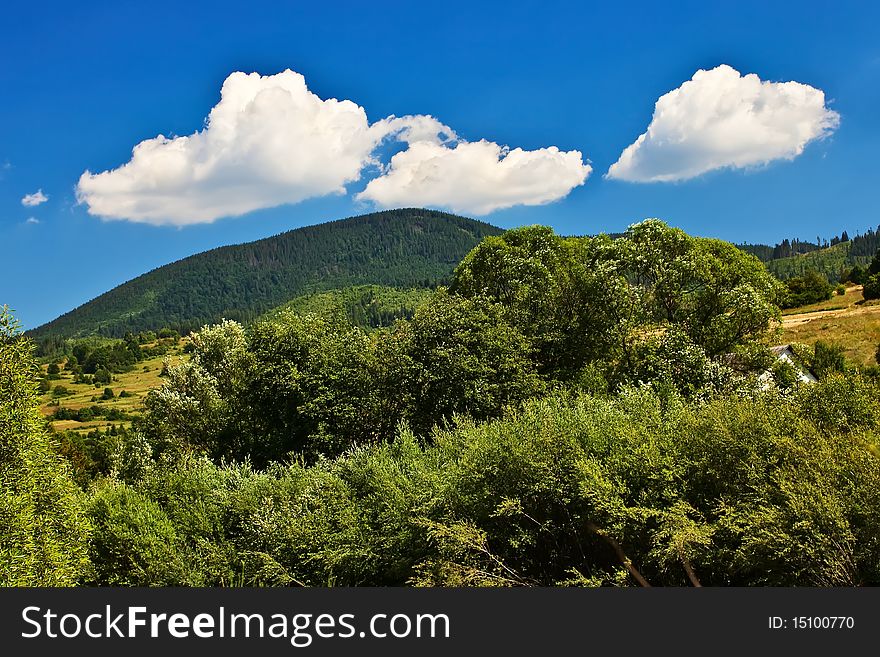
[
  {"x1": 781, "y1": 285, "x2": 880, "y2": 365},
  {"x1": 38, "y1": 340, "x2": 186, "y2": 433}
]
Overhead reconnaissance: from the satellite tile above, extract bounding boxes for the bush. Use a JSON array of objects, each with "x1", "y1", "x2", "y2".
[
  {"x1": 863, "y1": 274, "x2": 880, "y2": 301},
  {"x1": 811, "y1": 341, "x2": 847, "y2": 379},
  {"x1": 93, "y1": 368, "x2": 112, "y2": 385},
  {"x1": 846, "y1": 265, "x2": 868, "y2": 285},
  {"x1": 52, "y1": 384, "x2": 71, "y2": 397},
  {"x1": 835, "y1": 284, "x2": 846, "y2": 296},
  {"x1": 782, "y1": 270, "x2": 833, "y2": 308},
  {"x1": 85, "y1": 481, "x2": 184, "y2": 585},
  {"x1": 101, "y1": 387, "x2": 115, "y2": 400}
]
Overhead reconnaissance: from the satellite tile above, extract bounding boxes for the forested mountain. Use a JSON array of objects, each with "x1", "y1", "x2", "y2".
[
  {"x1": 737, "y1": 225, "x2": 880, "y2": 282},
  {"x1": 29, "y1": 209, "x2": 502, "y2": 340}
]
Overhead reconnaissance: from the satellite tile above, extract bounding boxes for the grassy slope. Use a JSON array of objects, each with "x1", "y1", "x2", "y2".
[
  {"x1": 766, "y1": 241, "x2": 872, "y2": 282},
  {"x1": 40, "y1": 341, "x2": 187, "y2": 433},
  {"x1": 781, "y1": 285, "x2": 880, "y2": 365}
]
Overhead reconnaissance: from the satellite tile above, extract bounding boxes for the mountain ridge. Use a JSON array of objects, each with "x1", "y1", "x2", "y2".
[{"x1": 29, "y1": 208, "x2": 503, "y2": 340}]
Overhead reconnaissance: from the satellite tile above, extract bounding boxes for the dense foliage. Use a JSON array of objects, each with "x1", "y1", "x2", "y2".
[
  {"x1": 0, "y1": 307, "x2": 90, "y2": 585},
  {"x1": 780, "y1": 270, "x2": 833, "y2": 308},
  {"x1": 4, "y1": 219, "x2": 880, "y2": 587},
  {"x1": 28, "y1": 210, "x2": 502, "y2": 340},
  {"x1": 76, "y1": 381, "x2": 880, "y2": 587}
]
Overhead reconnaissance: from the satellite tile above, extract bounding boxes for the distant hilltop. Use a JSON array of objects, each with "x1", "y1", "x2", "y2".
[{"x1": 28, "y1": 209, "x2": 503, "y2": 340}]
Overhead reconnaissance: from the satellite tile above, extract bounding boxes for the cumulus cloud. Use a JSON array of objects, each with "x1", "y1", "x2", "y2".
[
  {"x1": 76, "y1": 69, "x2": 589, "y2": 225},
  {"x1": 357, "y1": 140, "x2": 591, "y2": 215},
  {"x1": 21, "y1": 189, "x2": 48, "y2": 206},
  {"x1": 78, "y1": 70, "x2": 385, "y2": 225},
  {"x1": 25, "y1": 217, "x2": 40, "y2": 225},
  {"x1": 606, "y1": 64, "x2": 840, "y2": 182}
]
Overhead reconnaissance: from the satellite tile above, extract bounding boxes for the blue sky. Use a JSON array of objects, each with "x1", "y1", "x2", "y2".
[{"x1": 2, "y1": 0, "x2": 879, "y2": 330}]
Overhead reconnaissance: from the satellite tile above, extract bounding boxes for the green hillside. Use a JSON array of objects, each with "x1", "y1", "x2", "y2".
[
  {"x1": 738, "y1": 224, "x2": 880, "y2": 282},
  {"x1": 261, "y1": 285, "x2": 432, "y2": 329},
  {"x1": 29, "y1": 209, "x2": 502, "y2": 340},
  {"x1": 765, "y1": 241, "x2": 871, "y2": 282}
]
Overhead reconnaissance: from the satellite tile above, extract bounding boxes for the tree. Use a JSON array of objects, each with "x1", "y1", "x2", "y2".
[
  {"x1": 53, "y1": 384, "x2": 71, "y2": 397},
  {"x1": 93, "y1": 368, "x2": 112, "y2": 385},
  {"x1": 46, "y1": 362, "x2": 61, "y2": 378},
  {"x1": 782, "y1": 270, "x2": 833, "y2": 308},
  {"x1": 390, "y1": 290, "x2": 544, "y2": 435},
  {"x1": 101, "y1": 387, "x2": 115, "y2": 400},
  {"x1": 869, "y1": 249, "x2": 880, "y2": 276},
  {"x1": 846, "y1": 265, "x2": 868, "y2": 285},
  {"x1": 617, "y1": 220, "x2": 784, "y2": 356},
  {"x1": 864, "y1": 274, "x2": 880, "y2": 301},
  {"x1": 0, "y1": 306, "x2": 90, "y2": 585},
  {"x1": 450, "y1": 225, "x2": 619, "y2": 376},
  {"x1": 450, "y1": 220, "x2": 782, "y2": 387}
]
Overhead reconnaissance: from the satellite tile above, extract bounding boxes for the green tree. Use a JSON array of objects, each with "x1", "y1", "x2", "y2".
[
  {"x1": 847, "y1": 264, "x2": 868, "y2": 285},
  {"x1": 863, "y1": 273, "x2": 880, "y2": 300},
  {"x1": 782, "y1": 270, "x2": 833, "y2": 308},
  {"x1": 869, "y1": 249, "x2": 880, "y2": 276},
  {"x1": 93, "y1": 368, "x2": 112, "y2": 385},
  {"x1": 0, "y1": 306, "x2": 90, "y2": 585},
  {"x1": 53, "y1": 384, "x2": 71, "y2": 397},
  {"x1": 391, "y1": 290, "x2": 544, "y2": 435},
  {"x1": 617, "y1": 219, "x2": 783, "y2": 357}
]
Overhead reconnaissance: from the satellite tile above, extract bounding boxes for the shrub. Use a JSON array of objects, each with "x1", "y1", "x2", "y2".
[
  {"x1": 811, "y1": 341, "x2": 847, "y2": 379},
  {"x1": 93, "y1": 368, "x2": 112, "y2": 385},
  {"x1": 864, "y1": 274, "x2": 880, "y2": 301},
  {"x1": 85, "y1": 481, "x2": 183, "y2": 585},
  {"x1": 782, "y1": 270, "x2": 833, "y2": 308}
]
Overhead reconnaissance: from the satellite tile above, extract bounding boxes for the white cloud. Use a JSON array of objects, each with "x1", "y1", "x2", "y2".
[
  {"x1": 77, "y1": 70, "x2": 384, "y2": 226},
  {"x1": 76, "y1": 69, "x2": 589, "y2": 225},
  {"x1": 357, "y1": 140, "x2": 591, "y2": 215},
  {"x1": 25, "y1": 217, "x2": 40, "y2": 224},
  {"x1": 606, "y1": 64, "x2": 840, "y2": 182},
  {"x1": 22, "y1": 189, "x2": 48, "y2": 206}
]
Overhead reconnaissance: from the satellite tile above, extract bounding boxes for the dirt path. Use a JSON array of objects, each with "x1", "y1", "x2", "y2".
[{"x1": 782, "y1": 303, "x2": 880, "y2": 328}]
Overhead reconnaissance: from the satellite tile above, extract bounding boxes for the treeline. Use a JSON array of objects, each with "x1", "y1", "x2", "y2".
[
  {"x1": 28, "y1": 210, "x2": 502, "y2": 340},
  {"x1": 741, "y1": 226, "x2": 880, "y2": 283},
  {"x1": 37, "y1": 329, "x2": 180, "y2": 367},
  {"x1": 738, "y1": 228, "x2": 867, "y2": 263},
  {"x1": 4, "y1": 221, "x2": 880, "y2": 587}
]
